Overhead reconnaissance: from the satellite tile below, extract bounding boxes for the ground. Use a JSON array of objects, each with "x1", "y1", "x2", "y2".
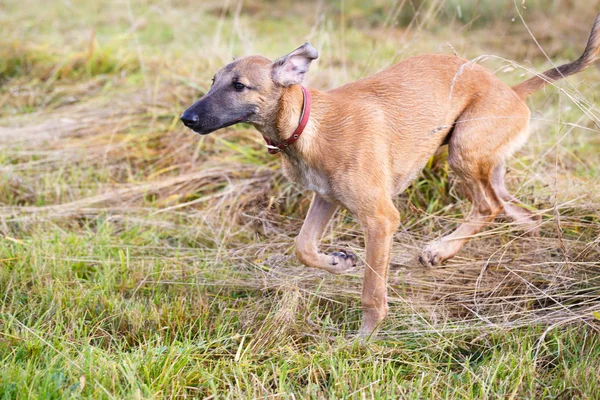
[{"x1": 1, "y1": 0, "x2": 600, "y2": 398}]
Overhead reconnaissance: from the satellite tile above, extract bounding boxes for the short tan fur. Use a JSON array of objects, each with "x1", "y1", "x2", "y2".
[{"x1": 181, "y1": 13, "x2": 600, "y2": 337}]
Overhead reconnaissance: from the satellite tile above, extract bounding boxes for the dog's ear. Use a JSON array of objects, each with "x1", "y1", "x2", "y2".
[{"x1": 271, "y1": 42, "x2": 318, "y2": 87}]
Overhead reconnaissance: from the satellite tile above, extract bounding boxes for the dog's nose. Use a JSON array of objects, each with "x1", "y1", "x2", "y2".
[{"x1": 180, "y1": 112, "x2": 199, "y2": 128}]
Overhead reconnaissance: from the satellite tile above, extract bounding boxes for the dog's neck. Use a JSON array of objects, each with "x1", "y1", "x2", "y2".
[{"x1": 253, "y1": 85, "x2": 318, "y2": 157}]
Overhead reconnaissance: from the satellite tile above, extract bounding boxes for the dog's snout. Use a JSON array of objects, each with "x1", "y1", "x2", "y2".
[{"x1": 180, "y1": 112, "x2": 199, "y2": 128}]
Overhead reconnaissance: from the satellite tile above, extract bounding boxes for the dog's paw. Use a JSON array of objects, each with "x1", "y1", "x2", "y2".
[
  {"x1": 418, "y1": 242, "x2": 450, "y2": 267},
  {"x1": 327, "y1": 250, "x2": 358, "y2": 274},
  {"x1": 524, "y1": 223, "x2": 541, "y2": 237},
  {"x1": 418, "y1": 250, "x2": 441, "y2": 267},
  {"x1": 523, "y1": 215, "x2": 542, "y2": 237}
]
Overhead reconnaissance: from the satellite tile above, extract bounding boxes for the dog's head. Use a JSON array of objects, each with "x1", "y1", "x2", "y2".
[{"x1": 180, "y1": 43, "x2": 318, "y2": 135}]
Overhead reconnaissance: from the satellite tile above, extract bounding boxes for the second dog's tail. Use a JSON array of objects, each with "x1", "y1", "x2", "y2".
[{"x1": 512, "y1": 13, "x2": 600, "y2": 99}]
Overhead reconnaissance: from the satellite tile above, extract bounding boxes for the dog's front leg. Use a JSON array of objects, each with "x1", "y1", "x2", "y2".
[
  {"x1": 294, "y1": 194, "x2": 358, "y2": 274},
  {"x1": 358, "y1": 201, "x2": 400, "y2": 338}
]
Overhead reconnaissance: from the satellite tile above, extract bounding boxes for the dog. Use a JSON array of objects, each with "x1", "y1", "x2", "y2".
[{"x1": 181, "y1": 14, "x2": 600, "y2": 337}]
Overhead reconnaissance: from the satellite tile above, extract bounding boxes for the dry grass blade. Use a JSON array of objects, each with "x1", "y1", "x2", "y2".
[{"x1": 1, "y1": 0, "x2": 600, "y2": 397}]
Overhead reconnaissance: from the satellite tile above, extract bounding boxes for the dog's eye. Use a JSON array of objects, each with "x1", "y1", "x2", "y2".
[{"x1": 233, "y1": 82, "x2": 245, "y2": 91}]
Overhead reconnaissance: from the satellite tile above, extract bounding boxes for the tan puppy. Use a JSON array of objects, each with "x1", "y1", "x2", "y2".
[{"x1": 181, "y1": 14, "x2": 600, "y2": 337}]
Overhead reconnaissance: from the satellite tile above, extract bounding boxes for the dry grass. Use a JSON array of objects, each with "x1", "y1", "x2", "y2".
[{"x1": 1, "y1": 0, "x2": 600, "y2": 398}]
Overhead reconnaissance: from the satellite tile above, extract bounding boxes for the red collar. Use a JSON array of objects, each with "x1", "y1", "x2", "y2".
[{"x1": 263, "y1": 86, "x2": 311, "y2": 154}]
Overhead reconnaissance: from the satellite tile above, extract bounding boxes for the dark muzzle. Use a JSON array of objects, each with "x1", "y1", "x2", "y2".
[{"x1": 180, "y1": 111, "x2": 199, "y2": 128}]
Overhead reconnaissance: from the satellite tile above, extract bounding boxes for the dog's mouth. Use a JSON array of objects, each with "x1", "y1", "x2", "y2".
[
  {"x1": 191, "y1": 126, "x2": 218, "y2": 135},
  {"x1": 188, "y1": 113, "x2": 254, "y2": 135}
]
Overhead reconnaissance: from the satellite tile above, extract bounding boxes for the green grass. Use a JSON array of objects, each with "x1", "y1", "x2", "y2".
[
  {"x1": 1, "y1": 0, "x2": 600, "y2": 398},
  {"x1": 2, "y1": 224, "x2": 599, "y2": 398}
]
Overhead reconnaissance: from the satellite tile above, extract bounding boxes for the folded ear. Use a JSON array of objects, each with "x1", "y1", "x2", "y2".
[{"x1": 271, "y1": 42, "x2": 318, "y2": 87}]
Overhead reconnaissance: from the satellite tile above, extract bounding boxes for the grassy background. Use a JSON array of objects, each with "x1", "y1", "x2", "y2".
[{"x1": 1, "y1": 0, "x2": 600, "y2": 398}]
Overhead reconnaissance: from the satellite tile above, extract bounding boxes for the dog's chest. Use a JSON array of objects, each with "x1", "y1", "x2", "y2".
[{"x1": 282, "y1": 155, "x2": 332, "y2": 199}]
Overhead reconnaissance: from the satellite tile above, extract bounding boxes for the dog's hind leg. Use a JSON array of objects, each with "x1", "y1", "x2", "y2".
[
  {"x1": 419, "y1": 110, "x2": 530, "y2": 266},
  {"x1": 491, "y1": 164, "x2": 541, "y2": 235},
  {"x1": 295, "y1": 194, "x2": 358, "y2": 274},
  {"x1": 419, "y1": 167, "x2": 504, "y2": 267}
]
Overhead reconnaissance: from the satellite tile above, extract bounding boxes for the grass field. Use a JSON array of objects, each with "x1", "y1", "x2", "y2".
[{"x1": 1, "y1": 0, "x2": 600, "y2": 398}]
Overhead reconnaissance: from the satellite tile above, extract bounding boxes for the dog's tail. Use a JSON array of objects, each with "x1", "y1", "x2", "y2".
[{"x1": 512, "y1": 13, "x2": 600, "y2": 99}]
